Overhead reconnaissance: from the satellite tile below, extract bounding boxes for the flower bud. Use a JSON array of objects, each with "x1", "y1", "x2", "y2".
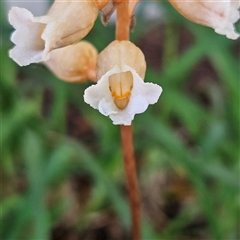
[
  {"x1": 84, "y1": 40, "x2": 162, "y2": 125},
  {"x1": 169, "y1": 0, "x2": 240, "y2": 39},
  {"x1": 44, "y1": 41, "x2": 98, "y2": 83},
  {"x1": 8, "y1": 0, "x2": 98, "y2": 66}
]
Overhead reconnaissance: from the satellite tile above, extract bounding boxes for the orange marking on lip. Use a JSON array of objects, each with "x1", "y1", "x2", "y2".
[{"x1": 112, "y1": 91, "x2": 131, "y2": 99}]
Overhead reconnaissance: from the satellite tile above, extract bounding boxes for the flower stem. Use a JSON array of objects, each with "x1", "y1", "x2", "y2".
[
  {"x1": 120, "y1": 125, "x2": 141, "y2": 240},
  {"x1": 116, "y1": 2, "x2": 141, "y2": 239},
  {"x1": 116, "y1": 0, "x2": 130, "y2": 41}
]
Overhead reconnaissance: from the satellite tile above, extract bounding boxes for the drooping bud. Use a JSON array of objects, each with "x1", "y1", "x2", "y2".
[
  {"x1": 84, "y1": 40, "x2": 162, "y2": 125},
  {"x1": 44, "y1": 41, "x2": 98, "y2": 83},
  {"x1": 169, "y1": 0, "x2": 240, "y2": 39},
  {"x1": 8, "y1": 0, "x2": 99, "y2": 66}
]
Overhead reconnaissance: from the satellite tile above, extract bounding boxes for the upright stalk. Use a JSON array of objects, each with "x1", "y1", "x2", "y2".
[
  {"x1": 116, "y1": 1, "x2": 141, "y2": 239},
  {"x1": 120, "y1": 125, "x2": 141, "y2": 240},
  {"x1": 116, "y1": 0, "x2": 130, "y2": 40}
]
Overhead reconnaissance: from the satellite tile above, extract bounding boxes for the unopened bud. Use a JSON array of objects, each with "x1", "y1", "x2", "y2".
[{"x1": 45, "y1": 41, "x2": 98, "y2": 83}]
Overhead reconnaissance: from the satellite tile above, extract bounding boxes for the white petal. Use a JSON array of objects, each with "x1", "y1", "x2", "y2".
[
  {"x1": 108, "y1": 95, "x2": 149, "y2": 125},
  {"x1": 215, "y1": 22, "x2": 239, "y2": 40},
  {"x1": 84, "y1": 72, "x2": 113, "y2": 110},
  {"x1": 129, "y1": 69, "x2": 162, "y2": 105},
  {"x1": 110, "y1": 110, "x2": 134, "y2": 125},
  {"x1": 127, "y1": 95, "x2": 148, "y2": 115},
  {"x1": 99, "y1": 98, "x2": 118, "y2": 116},
  {"x1": 9, "y1": 47, "x2": 43, "y2": 66},
  {"x1": 9, "y1": 7, "x2": 45, "y2": 49},
  {"x1": 214, "y1": 2, "x2": 240, "y2": 39},
  {"x1": 8, "y1": 7, "x2": 46, "y2": 66}
]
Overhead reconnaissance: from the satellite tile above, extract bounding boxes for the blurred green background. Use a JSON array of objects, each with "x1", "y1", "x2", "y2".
[{"x1": 1, "y1": 2, "x2": 240, "y2": 240}]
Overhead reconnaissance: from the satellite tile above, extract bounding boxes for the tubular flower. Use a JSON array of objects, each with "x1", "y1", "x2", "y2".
[
  {"x1": 8, "y1": 0, "x2": 98, "y2": 66},
  {"x1": 44, "y1": 41, "x2": 98, "y2": 83},
  {"x1": 169, "y1": 0, "x2": 240, "y2": 40},
  {"x1": 84, "y1": 40, "x2": 162, "y2": 125}
]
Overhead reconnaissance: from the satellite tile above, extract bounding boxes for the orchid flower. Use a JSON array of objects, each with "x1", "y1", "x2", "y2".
[
  {"x1": 84, "y1": 40, "x2": 162, "y2": 125},
  {"x1": 169, "y1": 0, "x2": 240, "y2": 40},
  {"x1": 8, "y1": 0, "x2": 98, "y2": 66}
]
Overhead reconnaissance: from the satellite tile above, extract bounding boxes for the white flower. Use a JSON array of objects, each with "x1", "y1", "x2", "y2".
[
  {"x1": 169, "y1": 0, "x2": 240, "y2": 40},
  {"x1": 8, "y1": 0, "x2": 98, "y2": 66},
  {"x1": 84, "y1": 41, "x2": 162, "y2": 125}
]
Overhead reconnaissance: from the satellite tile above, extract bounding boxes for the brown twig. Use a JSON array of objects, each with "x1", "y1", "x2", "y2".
[{"x1": 120, "y1": 125, "x2": 141, "y2": 240}]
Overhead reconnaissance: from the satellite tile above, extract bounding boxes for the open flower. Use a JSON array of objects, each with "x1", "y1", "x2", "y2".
[
  {"x1": 169, "y1": 0, "x2": 240, "y2": 40},
  {"x1": 84, "y1": 40, "x2": 162, "y2": 125},
  {"x1": 44, "y1": 41, "x2": 98, "y2": 83},
  {"x1": 8, "y1": 0, "x2": 98, "y2": 66}
]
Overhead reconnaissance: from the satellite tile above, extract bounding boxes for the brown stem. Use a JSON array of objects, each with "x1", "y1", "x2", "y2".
[
  {"x1": 120, "y1": 125, "x2": 141, "y2": 240},
  {"x1": 116, "y1": 0, "x2": 131, "y2": 40},
  {"x1": 116, "y1": 2, "x2": 141, "y2": 239}
]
